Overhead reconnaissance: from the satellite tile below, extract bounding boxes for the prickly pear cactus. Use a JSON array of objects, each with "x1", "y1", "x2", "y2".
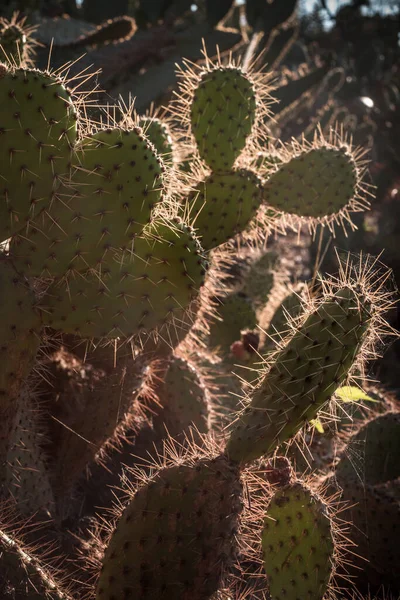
[
  {"x1": 10, "y1": 126, "x2": 165, "y2": 277},
  {"x1": 0, "y1": 22, "x2": 26, "y2": 66},
  {"x1": 0, "y1": 66, "x2": 77, "y2": 241},
  {"x1": 41, "y1": 221, "x2": 207, "y2": 339},
  {"x1": 332, "y1": 412, "x2": 400, "y2": 588},
  {"x1": 227, "y1": 286, "x2": 372, "y2": 463},
  {"x1": 336, "y1": 411, "x2": 400, "y2": 485},
  {"x1": 262, "y1": 137, "x2": 367, "y2": 228},
  {"x1": 208, "y1": 291, "x2": 257, "y2": 354},
  {"x1": 95, "y1": 455, "x2": 242, "y2": 600},
  {"x1": 262, "y1": 482, "x2": 334, "y2": 600},
  {"x1": 189, "y1": 66, "x2": 257, "y2": 170},
  {"x1": 186, "y1": 169, "x2": 263, "y2": 250}
]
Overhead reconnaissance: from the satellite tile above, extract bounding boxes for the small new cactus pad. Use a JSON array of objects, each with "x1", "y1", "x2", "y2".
[
  {"x1": 41, "y1": 221, "x2": 207, "y2": 339},
  {"x1": 190, "y1": 67, "x2": 257, "y2": 170},
  {"x1": 0, "y1": 527, "x2": 71, "y2": 599},
  {"x1": 336, "y1": 412, "x2": 400, "y2": 485},
  {"x1": 208, "y1": 292, "x2": 257, "y2": 353},
  {"x1": 154, "y1": 355, "x2": 210, "y2": 437},
  {"x1": 227, "y1": 286, "x2": 371, "y2": 463},
  {"x1": 262, "y1": 146, "x2": 358, "y2": 219},
  {"x1": 96, "y1": 455, "x2": 242, "y2": 600},
  {"x1": 0, "y1": 22, "x2": 26, "y2": 65},
  {"x1": 10, "y1": 126, "x2": 164, "y2": 277},
  {"x1": 0, "y1": 67, "x2": 77, "y2": 241},
  {"x1": 186, "y1": 169, "x2": 262, "y2": 250},
  {"x1": 139, "y1": 116, "x2": 174, "y2": 165},
  {"x1": 262, "y1": 482, "x2": 334, "y2": 600}
]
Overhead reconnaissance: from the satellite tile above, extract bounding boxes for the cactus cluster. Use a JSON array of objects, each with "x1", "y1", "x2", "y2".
[{"x1": 0, "y1": 9, "x2": 398, "y2": 600}]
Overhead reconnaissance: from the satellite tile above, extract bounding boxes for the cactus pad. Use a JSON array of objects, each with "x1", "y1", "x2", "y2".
[
  {"x1": 0, "y1": 257, "x2": 40, "y2": 401},
  {"x1": 0, "y1": 67, "x2": 77, "y2": 241},
  {"x1": 227, "y1": 287, "x2": 371, "y2": 463},
  {"x1": 336, "y1": 411, "x2": 400, "y2": 485},
  {"x1": 96, "y1": 455, "x2": 242, "y2": 600},
  {"x1": 187, "y1": 169, "x2": 262, "y2": 250},
  {"x1": 190, "y1": 67, "x2": 257, "y2": 170},
  {"x1": 10, "y1": 126, "x2": 164, "y2": 277},
  {"x1": 41, "y1": 221, "x2": 207, "y2": 339},
  {"x1": 263, "y1": 146, "x2": 358, "y2": 219},
  {"x1": 208, "y1": 292, "x2": 257, "y2": 354},
  {"x1": 154, "y1": 355, "x2": 210, "y2": 437},
  {"x1": 262, "y1": 482, "x2": 334, "y2": 600}
]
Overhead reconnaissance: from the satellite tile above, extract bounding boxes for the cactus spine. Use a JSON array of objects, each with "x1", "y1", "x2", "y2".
[{"x1": 227, "y1": 286, "x2": 372, "y2": 463}]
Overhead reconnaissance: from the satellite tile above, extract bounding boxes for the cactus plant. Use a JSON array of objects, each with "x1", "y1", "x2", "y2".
[
  {"x1": 41, "y1": 220, "x2": 207, "y2": 339},
  {"x1": 10, "y1": 124, "x2": 165, "y2": 278},
  {"x1": 261, "y1": 129, "x2": 370, "y2": 232},
  {"x1": 0, "y1": 65, "x2": 77, "y2": 242}
]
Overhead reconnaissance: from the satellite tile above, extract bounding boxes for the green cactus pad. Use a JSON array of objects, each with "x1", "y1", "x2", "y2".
[
  {"x1": 41, "y1": 221, "x2": 207, "y2": 339},
  {"x1": 10, "y1": 126, "x2": 164, "y2": 278},
  {"x1": 186, "y1": 169, "x2": 262, "y2": 250},
  {"x1": 96, "y1": 455, "x2": 242, "y2": 600},
  {"x1": 0, "y1": 67, "x2": 77, "y2": 241},
  {"x1": 208, "y1": 292, "x2": 257, "y2": 354},
  {"x1": 154, "y1": 355, "x2": 210, "y2": 437},
  {"x1": 262, "y1": 146, "x2": 358, "y2": 219},
  {"x1": 190, "y1": 67, "x2": 257, "y2": 170},
  {"x1": 262, "y1": 482, "x2": 334, "y2": 600},
  {"x1": 227, "y1": 287, "x2": 371, "y2": 464},
  {"x1": 139, "y1": 116, "x2": 174, "y2": 165}
]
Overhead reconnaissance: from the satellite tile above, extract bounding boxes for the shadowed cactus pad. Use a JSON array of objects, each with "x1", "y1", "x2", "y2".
[
  {"x1": 187, "y1": 169, "x2": 262, "y2": 250},
  {"x1": 0, "y1": 527, "x2": 71, "y2": 599},
  {"x1": 227, "y1": 287, "x2": 371, "y2": 463},
  {"x1": 262, "y1": 482, "x2": 334, "y2": 600},
  {"x1": 0, "y1": 257, "x2": 40, "y2": 401},
  {"x1": 0, "y1": 22, "x2": 26, "y2": 65},
  {"x1": 336, "y1": 411, "x2": 400, "y2": 485},
  {"x1": 154, "y1": 354, "x2": 210, "y2": 437},
  {"x1": 41, "y1": 221, "x2": 206, "y2": 339},
  {"x1": 208, "y1": 291, "x2": 257, "y2": 354},
  {"x1": 262, "y1": 145, "x2": 361, "y2": 221},
  {"x1": 0, "y1": 67, "x2": 77, "y2": 241},
  {"x1": 10, "y1": 126, "x2": 165, "y2": 277},
  {"x1": 96, "y1": 454, "x2": 242, "y2": 600},
  {"x1": 190, "y1": 67, "x2": 257, "y2": 170}
]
